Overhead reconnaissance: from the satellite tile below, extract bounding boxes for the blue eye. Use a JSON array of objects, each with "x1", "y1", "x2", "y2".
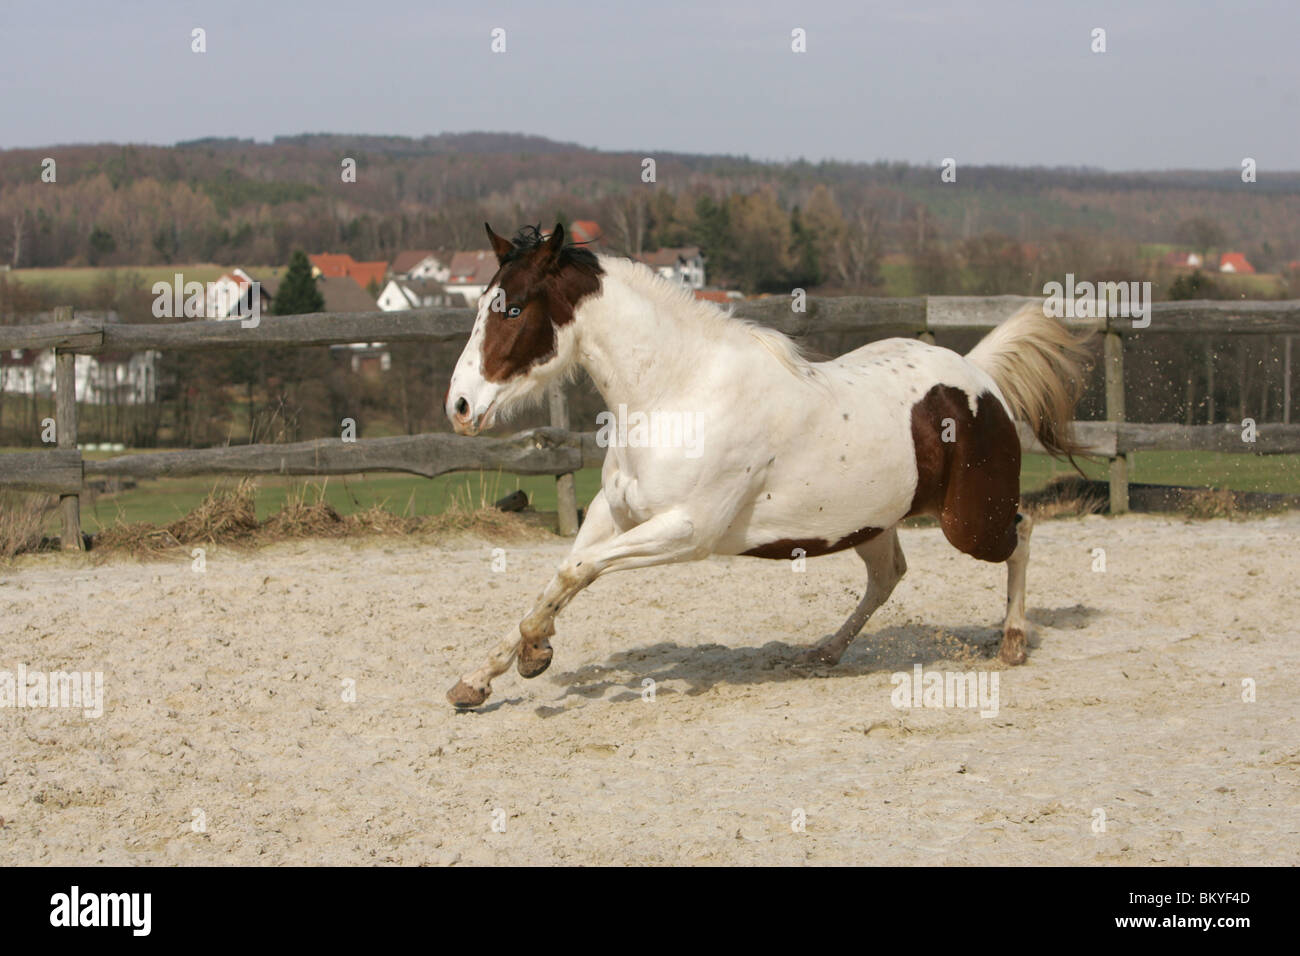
[{"x1": 507, "y1": 306, "x2": 521, "y2": 318}]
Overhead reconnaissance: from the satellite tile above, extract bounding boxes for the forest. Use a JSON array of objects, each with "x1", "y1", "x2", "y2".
[
  {"x1": 0, "y1": 133, "x2": 1295, "y2": 449},
  {"x1": 3, "y1": 133, "x2": 1299, "y2": 297}
]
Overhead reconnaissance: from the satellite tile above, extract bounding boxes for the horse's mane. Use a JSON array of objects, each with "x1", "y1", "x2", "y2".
[
  {"x1": 506, "y1": 224, "x2": 602, "y2": 276},
  {"x1": 597, "y1": 256, "x2": 817, "y2": 381}
]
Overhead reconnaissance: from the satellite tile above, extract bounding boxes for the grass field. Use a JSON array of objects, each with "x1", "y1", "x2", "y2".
[
  {"x1": 8, "y1": 264, "x2": 280, "y2": 296},
  {"x1": 0, "y1": 448, "x2": 1286, "y2": 535},
  {"x1": 73, "y1": 468, "x2": 606, "y2": 533}
]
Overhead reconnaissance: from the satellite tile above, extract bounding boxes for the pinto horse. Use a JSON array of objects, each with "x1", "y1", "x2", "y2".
[{"x1": 443, "y1": 223, "x2": 1092, "y2": 709}]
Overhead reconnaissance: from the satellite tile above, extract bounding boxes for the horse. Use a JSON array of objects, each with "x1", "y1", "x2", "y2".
[{"x1": 442, "y1": 222, "x2": 1093, "y2": 709}]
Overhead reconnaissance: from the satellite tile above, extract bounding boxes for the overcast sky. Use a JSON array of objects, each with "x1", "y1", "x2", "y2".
[{"x1": 1, "y1": 0, "x2": 1295, "y2": 170}]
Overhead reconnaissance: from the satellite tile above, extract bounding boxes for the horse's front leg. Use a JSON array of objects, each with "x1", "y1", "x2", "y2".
[{"x1": 446, "y1": 498, "x2": 702, "y2": 709}]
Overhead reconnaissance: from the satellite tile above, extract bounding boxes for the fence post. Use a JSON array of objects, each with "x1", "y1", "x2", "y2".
[
  {"x1": 53, "y1": 305, "x2": 84, "y2": 550},
  {"x1": 547, "y1": 382, "x2": 580, "y2": 536},
  {"x1": 1285, "y1": 336, "x2": 1293, "y2": 425},
  {"x1": 1104, "y1": 324, "x2": 1129, "y2": 514}
]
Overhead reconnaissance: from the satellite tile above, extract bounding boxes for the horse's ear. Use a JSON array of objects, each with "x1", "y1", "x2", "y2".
[
  {"x1": 485, "y1": 223, "x2": 514, "y2": 263},
  {"x1": 543, "y1": 222, "x2": 566, "y2": 260}
]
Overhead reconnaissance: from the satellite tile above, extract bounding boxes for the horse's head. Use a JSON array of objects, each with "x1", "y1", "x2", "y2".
[{"x1": 446, "y1": 222, "x2": 603, "y2": 435}]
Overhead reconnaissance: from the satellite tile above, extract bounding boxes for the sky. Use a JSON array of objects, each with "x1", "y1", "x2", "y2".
[{"x1": 0, "y1": 0, "x2": 1295, "y2": 171}]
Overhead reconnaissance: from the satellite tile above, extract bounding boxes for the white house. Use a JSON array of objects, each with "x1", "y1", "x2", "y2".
[
  {"x1": 205, "y1": 268, "x2": 266, "y2": 319},
  {"x1": 376, "y1": 278, "x2": 464, "y2": 312},
  {"x1": 0, "y1": 347, "x2": 158, "y2": 405},
  {"x1": 0, "y1": 348, "x2": 49, "y2": 397},
  {"x1": 390, "y1": 250, "x2": 451, "y2": 283},
  {"x1": 76, "y1": 351, "x2": 160, "y2": 405},
  {"x1": 637, "y1": 247, "x2": 706, "y2": 289},
  {"x1": 445, "y1": 250, "x2": 499, "y2": 303}
]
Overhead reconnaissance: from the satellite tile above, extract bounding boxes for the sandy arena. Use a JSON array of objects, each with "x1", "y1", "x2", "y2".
[{"x1": 1, "y1": 511, "x2": 1297, "y2": 865}]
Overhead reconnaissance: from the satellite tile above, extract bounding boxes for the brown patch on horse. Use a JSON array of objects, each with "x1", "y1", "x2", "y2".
[
  {"x1": 742, "y1": 525, "x2": 884, "y2": 560},
  {"x1": 480, "y1": 223, "x2": 603, "y2": 383},
  {"x1": 907, "y1": 384, "x2": 1020, "y2": 563}
]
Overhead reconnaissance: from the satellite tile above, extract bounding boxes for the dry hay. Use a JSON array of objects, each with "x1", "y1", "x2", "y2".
[
  {"x1": 260, "y1": 485, "x2": 348, "y2": 540},
  {"x1": 90, "y1": 523, "x2": 182, "y2": 558},
  {"x1": 1021, "y1": 475, "x2": 1106, "y2": 521},
  {"x1": 1180, "y1": 486, "x2": 1242, "y2": 520},
  {"x1": 87, "y1": 479, "x2": 552, "y2": 560},
  {"x1": 0, "y1": 490, "x2": 58, "y2": 562},
  {"x1": 165, "y1": 479, "x2": 260, "y2": 545}
]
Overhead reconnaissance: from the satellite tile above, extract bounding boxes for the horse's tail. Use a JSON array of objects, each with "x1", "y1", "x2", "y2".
[{"x1": 965, "y1": 303, "x2": 1095, "y2": 461}]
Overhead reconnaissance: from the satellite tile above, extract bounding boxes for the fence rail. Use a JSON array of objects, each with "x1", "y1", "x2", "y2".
[
  {"x1": 3, "y1": 297, "x2": 1298, "y2": 548},
  {"x1": 4, "y1": 297, "x2": 1300, "y2": 355}
]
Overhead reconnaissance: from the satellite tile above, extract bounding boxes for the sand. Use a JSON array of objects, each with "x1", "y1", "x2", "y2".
[{"x1": 1, "y1": 511, "x2": 1297, "y2": 865}]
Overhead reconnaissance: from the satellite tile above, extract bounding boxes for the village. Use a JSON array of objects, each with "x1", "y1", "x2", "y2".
[
  {"x1": 0, "y1": 221, "x2": 726, "y2": 409},
  {"x1": 0, "y1": 229, "x2": 1276, "y2": 414}
]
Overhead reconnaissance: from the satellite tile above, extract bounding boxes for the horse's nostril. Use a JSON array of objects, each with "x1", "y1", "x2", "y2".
[{"x1": 455, "y1": 397, "x2": 469, "y2": 417}]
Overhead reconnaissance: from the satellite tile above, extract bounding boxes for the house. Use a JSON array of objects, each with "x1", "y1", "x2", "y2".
[
  {"x1": 0, "y1": 348, "x2": 46, "y2": 397},
  {"x1": 77, "y1": 351, "x2": 160, "y2": 405},
  {"x1": 539, "y1": 221, "x2": 601, "y2": 246},
  {"x1": 1, "y1": 331, "x2": 158, "y2": 406},
  {"x1": 568, "y1": 220, "x2": 602, "y2": 245},
  {"x1": 343, "y1": 346, "x2": 391, "y2": 375},
  {"x1": 258, "y1": 273, "x2": 388, "y2": 372},
  {"x1": 389, "y1": 250, "x2": 451, "y2": 282},
  {"x1": 636, "y1": 247, "x2": 706, "y2": 289},
  {"x1": 348, "y1": 261, "x2": 389, "y2": 293},
  {"x1": 693, "y1": 289, "x2": 742, "y2": 305},
  {"x1": 1163, "y1": 250, "x2": 1203, "y2": 269},
  {"x1": 206, "y1": 268, "x2": 270, "y2": 319},
  {"x1": 1219, "y1": 252, "x2": 1255, "y2": 274},
  {"x1": 308, "y1": 254, "x2": 354, "y2": 279},
  {"x1": 445, "y1": 250, "x2": 499, "y2": 302},
  {"x1": 308, "y1": 253, "x2": 389, "y2": 293},
  {"x1": 376, "y1": 278, "x2": 464, "y2": 312},
  {"x1": 259, "y1": 274, "x2": 378, "y2": 314}
]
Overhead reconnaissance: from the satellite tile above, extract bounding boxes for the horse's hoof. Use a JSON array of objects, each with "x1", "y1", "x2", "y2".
[
  {"x1": 998, "y1": 629, "x2": 1028, "y2": 666},
  {"x1": 796, "y1": 637, "x2": 842, "y2": 668},
  {"x1": 517, "y1": 639, "x2": 553, "y2": 678},
  {"x1": 447, "y1": 680, "x2": 490, "y2": 709}
]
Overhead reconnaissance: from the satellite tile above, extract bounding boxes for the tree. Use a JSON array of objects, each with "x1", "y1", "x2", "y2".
[
  {"x1": 728, "y1": 187, "x2": 794, "y2": 293},
  {"x1": 87, "y1": 226, "x2": 116, "y2": 265},
  {"x1": 610, "y1": 193, "x2": 648, "y2": 257},
  {"x1": 1175, "y1": 217, "x2": 1225, "y2": 258},
  {"x1": 274, "y1": 250, "x2": 325, "y2": 316},
  {"x1": 962, "y1": 232, "x2": 1029, "y2": 294},
  {"x1": 788, "y1": 206, "x2": 821, "y2": 287},
  {"x1": 800, "y1": 185, "x2": 847, "y2": 286},
  {"x1": 1168, "y1": 269, "x2": 1218, "y2": 300},
  {"x1": 10, "y1": 212, "x2": 24, "y2": 268}
]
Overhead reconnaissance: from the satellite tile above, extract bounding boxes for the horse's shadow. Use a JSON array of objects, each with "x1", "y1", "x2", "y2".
[{"x1": 541, "y1": 604, "x2": 1098, "y2": 710}]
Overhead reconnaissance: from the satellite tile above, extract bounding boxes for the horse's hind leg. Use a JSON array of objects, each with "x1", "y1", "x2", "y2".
[
  {"x1": 799, "y1": 526, "x2": 906, "y2": 666},
  {"x1": 998, "y1": 512, "x2": 1033, "y2": 665}
]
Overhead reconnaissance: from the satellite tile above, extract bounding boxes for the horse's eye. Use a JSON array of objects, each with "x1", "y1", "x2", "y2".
[{"x1": 507, "y1": 306, "x2": 522, "y2": 318}]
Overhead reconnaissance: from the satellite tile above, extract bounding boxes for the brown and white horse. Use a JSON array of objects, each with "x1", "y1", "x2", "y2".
[{"x1": 443, "y1": 223, "x2": 1092, "y2": 709}]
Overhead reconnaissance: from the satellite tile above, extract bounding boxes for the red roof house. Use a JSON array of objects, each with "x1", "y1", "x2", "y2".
[
  {"x1": 1219, "y1": 252, "x2": 1255, "y2": 275},
  {"x1": 568, "y1": 220, "x2": 602, "y2": 245},
  {"x1": 309, "y1": 253, "x2": 389, "y2": 289}
]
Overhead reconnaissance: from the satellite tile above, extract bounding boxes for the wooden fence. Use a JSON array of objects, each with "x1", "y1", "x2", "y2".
[{"x1": 2, "y1": 296, "x2": 1298, "y2": 550}]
